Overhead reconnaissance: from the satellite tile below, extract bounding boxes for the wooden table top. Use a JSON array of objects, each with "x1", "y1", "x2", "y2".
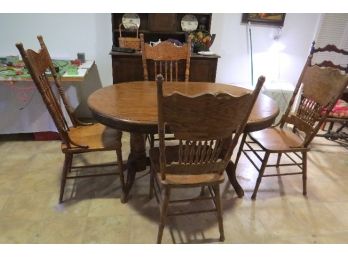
[{"x1": 88, "y1": 81, "x2": 280, "y2": 133}]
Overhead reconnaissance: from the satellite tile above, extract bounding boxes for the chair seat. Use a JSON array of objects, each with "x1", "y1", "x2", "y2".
[
  {"x1": 62, "y1": 123, "x2": 121, "y2": 153},
  {"x1": 150, "y1": 146, "x2": 225, "y2": 186},
  {"x1": 249, "y1": 127, "x2": 307, "y2": 152}
]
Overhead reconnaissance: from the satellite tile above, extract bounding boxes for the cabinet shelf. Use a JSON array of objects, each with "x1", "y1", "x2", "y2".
[
  {"x1": 113, "y1": 29, "x2": 187, "y2": 35},
  {"x1": 112, "y1": 13, "x2": 212, "y2": 47},
  {"x1": 111, "y1": 13, "x2": 218, "y2": 84}
]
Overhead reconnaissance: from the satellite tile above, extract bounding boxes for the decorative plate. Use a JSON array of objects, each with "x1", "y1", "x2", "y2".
[
  {"x1": 198, "y1": 51, "x2": 215, "y2": 56},
  {"x1": 122, "y1": 13, "x2": 140, "y2": 30},
  {"x1": 181, "y1": 14, "x2": 198, "y2": 32}
]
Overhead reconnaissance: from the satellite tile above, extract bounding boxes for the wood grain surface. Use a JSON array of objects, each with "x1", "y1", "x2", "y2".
[{"x1": 88, "y1": 81, "x2": 279, "y2": 133}]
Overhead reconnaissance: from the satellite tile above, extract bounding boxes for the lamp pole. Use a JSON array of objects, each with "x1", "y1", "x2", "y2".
[{"x1": 248, "y1": 21, "x2": 254, "y2": 86}]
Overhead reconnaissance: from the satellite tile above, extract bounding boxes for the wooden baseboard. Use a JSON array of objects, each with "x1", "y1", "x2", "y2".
[{"x1": 33, "y1": 131, "x2": 60, "y2": 141}]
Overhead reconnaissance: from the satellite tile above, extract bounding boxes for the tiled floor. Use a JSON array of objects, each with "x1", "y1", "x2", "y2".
[{"x1": 0, "y1": 132, "x2": 347, "y2": 243}]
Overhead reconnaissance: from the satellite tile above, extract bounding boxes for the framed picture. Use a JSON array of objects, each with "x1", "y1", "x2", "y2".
[{"x1": 242, "y1": 13, "x2": 286, "y2": 27}]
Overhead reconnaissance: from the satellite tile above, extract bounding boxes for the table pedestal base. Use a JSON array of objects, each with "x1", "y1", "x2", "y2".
[
  {"x1": 225, "y1": 161, "x2": 244, "y2": 198},
  {"x1": 122, "y1": 133, "x2": 147, "y2": 202}
]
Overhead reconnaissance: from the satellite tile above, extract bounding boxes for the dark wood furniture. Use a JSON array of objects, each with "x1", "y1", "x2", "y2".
[
  {"x1": 150, "y1": 75, "x2": 265, "y2": 243},
  {"x1": 16, "y1": 36, "x2": 125, "y2": 203},
  {"x1": 87, "y1": 81, "x2": 279, "y2": 201},
  {"x1": 235, "y1": 42, "x2": 348, "y2": 200},
  {"x1": 112, "y1": 51, "x2": 219, "y2": 83},
  {"x1": 112, "y1": 14, "x2": 212, "y2": 47},
  {"x1": 111, "y1": 13, "x2": 219, "y2": 83}
]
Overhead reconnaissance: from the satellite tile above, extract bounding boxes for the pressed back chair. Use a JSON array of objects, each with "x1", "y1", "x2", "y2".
[
  {"x1": 16, "y1": 36, "x2": 125, "y2": 203},
  {"x1": 310, "y1": 42, "x2": 348, "y2": 144},
  {"x1": 234, "y1": 42, "x2": 348, "y2": 200},
  {"x1": 140, "y1": 33, "x2": 191, "y2": 82},
  {"x1": 150, "y1": 74, "x2": 265, "y2": 243},
  {"x1": 140, "y1": 33, "x2": 192, "y2": 148}
]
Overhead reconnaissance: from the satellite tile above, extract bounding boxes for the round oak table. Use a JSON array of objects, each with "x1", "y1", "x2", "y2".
[{"x1": 88, "y1": 81, "x2": 279, "y2": 200}]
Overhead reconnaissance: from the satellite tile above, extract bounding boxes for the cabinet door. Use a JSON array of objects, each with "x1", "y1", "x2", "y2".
[
  {"x1": 190, "y1": 57, "x2": 218, "y2": 82},
  {"x1": 112, "y1": 55, "x2": 143, "y2": 83},
  {"x1": 148, "y1": 14, "x2": 177, "y2": 32}
]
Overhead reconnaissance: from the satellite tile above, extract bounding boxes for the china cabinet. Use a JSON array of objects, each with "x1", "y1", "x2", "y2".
[{"x1": 111, "y1": 13, "x2": 219, "y2": 83}]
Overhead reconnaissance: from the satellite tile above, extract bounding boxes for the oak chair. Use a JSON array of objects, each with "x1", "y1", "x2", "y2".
[
  {"x1": 140, "y1": 33, "x2": 191, "y2": 82},
  {"x1": 234, "y1": 41, "x2": 348, "y2": 200},
  {"x1": 140, "y1": 33, "x2": 192, "y2": 148},
  {"x1": 16, "y1": 36, "x2": 125, "y2": 203},
  {"x1": 310, "y1": 42, "x2": 348, "y2": 144},
  {"x1": 150, "y1": 74, "x2": 265, "y2": 243}
]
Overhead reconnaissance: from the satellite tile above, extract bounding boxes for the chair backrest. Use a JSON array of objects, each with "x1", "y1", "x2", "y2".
[
  {"x1": 140, "y1": 33, "x2": 191, "y2": 82},
  {"x1": 310, "y1": 43, "x2": 348, "y2": 72},
  {"x1": 16, "y1": 35, "x2": 79, "y2": 148},
  {"x1": 156, "y1": 74, "x2": 265, "y2": 180},
  {"x1": 279, "y1": 41, "x2": 348, "y2": 147}
]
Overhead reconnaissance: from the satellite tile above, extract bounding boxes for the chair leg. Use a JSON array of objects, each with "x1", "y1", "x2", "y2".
[
  {"x1": 225, "y1": 133, "x2": 247, "y2": 198},
  {"x1": 199, "y1": 186, "x2": 206, "y2": 196},
  {"x1": 276, "y1": 153, "x2": 282, "y2": 167},
  {"x1": 328, "y1": 121, "x2": 334, "y2": 133},
  {"x1": 149, "y1": 168, "x2": 154, "y2": 199},
  {"x1": 116, "y1": 145, "x2": 127, "y2": 203},
  {"x1": 59, "y1": 153, "x2": 72, "y2": 203},
  {"x1": 157, "y1": 186, "x2": 170, "y2": 244},
  {"x1": 251, "y1": 152, "x2": 270, "y2": 200},
  {"x1": 321, "y1": 121, "x2": 327, "y2": 131},
  {"x1": 147, "y1": 133, "x2": 155, "y2": 149},
  {"x1": 336, "y1": 122, "x2": 347, "y2": 133},
  {"x1": 235, "y1": 133, "x2": 247, "y2": 166},
  {"x1": 212, "y1": 184, "x2": 224, "y2": 242},
  {"x1": 302, "y1": 151, "x2": 307, "y2": 196}
]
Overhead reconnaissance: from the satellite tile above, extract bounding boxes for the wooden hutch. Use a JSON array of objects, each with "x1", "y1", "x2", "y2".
[{"x1": 111, "y1": 13, "x2": 220, "y2": 83}]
